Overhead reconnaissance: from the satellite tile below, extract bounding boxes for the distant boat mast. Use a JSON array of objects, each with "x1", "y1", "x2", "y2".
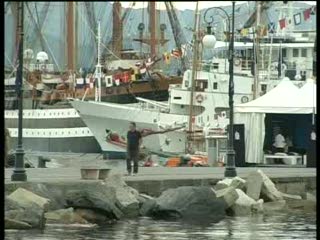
[{"x1": 67, "y1": 2, "x2": 76, "y2": 72}]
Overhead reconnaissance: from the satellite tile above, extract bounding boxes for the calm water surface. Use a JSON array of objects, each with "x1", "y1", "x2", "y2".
[{"x1": 5, "y1": 211, "x2": 316, "y2": 240}]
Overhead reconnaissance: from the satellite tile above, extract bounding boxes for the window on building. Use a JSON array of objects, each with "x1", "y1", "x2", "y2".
[
  {"x1": 293, "y1": 49, "x2": 299, "y2": 57},
  {"x1": 301, "y1": 49, "x2": 307, "y2": 57},
  {"x1": 213, "y1": 82, "x2": 218, "y2": 90},
  {"x1": 261, "y1": 84, "x2": 267, "y2": 92},
  {"x1": 282, "y1": 49, "x2": 287, "y2": 58}
]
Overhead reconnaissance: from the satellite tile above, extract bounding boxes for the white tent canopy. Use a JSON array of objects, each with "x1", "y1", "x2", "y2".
[
  {"x1": 234, "y1": 78, "x2": 316, "y2": 164},
  {"x1": 235, "y1": 78, "x2": 317, "y2": 114},
  {"x1": 295, "y1": 79, "x2": 317, "y2": 113}
]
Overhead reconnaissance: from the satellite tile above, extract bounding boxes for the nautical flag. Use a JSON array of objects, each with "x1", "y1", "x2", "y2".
[
  {"x1": 257, "y1": 25, "x2": 267, "y2": 37},
  {"x1": 268, "y1": 22, "x2": 276, "y2": 33},
  {"x1": 240, "y1": 28, "x2": 249, "y2": 36},
  {"x1": 293, "y1": 13, "x2": 301, "y2": 25},
  {"x1": 310, "y1": 6, "x2": 316, "y2": 15},
  {"x1": 304, "y1": 8, "x2": 311, "y2": 21},
  {"x1": 279, "y1": 18, "x2": 286, "y2": 29},
  {"x1": 171, "y1": 49, "x2": 182, "y2": 58},
  {"x1": 122, "y1": 72, "x2": 131, "y2": 83}
]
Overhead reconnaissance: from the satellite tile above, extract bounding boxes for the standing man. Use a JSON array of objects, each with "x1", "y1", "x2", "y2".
[{"x1": 126, "y1": 122, "x2": 142, "y2": 176}]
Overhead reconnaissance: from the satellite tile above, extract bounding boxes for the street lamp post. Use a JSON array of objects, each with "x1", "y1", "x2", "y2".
[
  {"x1": 11, "y1": 2, "x2": 27, "y2": 182},
  {"x1": 202, "y1": 2, "x2": 237, "y2": 177}
]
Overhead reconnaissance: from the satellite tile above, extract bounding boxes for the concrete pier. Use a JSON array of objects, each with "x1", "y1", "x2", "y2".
[{"x1": 5, "y1": 167, "x2": 316, "y2": 197}]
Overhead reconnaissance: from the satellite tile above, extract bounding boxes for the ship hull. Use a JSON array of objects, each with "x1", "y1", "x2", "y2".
[
  {"x1": 70, "y1": 99, "x2": 189, "y2": 159},
  {"x1": 5, "y1": 108, "x2": 101, "y2": 153}
]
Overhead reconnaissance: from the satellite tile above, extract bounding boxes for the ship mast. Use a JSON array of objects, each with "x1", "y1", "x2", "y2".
[
  {"x1": 112, "y1": 1, "x2": 122, "y2": 58},
  {"x1": 187, "y1": 1, "x2": 200, "y2": 153},
  {"x1": 133, "y1": 2, "x2": 168, "y2": 57},
  {"x1": 149, "y1": 2, "x2": 156, "y2": 57},
  {"x1": 253, "y1": 1, "x2": 261, "y2": 100},
  {"x1": 67, "y1": 2, "x2": 75, "y2": 72}
]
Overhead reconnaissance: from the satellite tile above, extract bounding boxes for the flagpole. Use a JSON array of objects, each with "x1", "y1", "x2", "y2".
[{"x1": 267, "y1": 31, "x2": 274, "y2": 82}]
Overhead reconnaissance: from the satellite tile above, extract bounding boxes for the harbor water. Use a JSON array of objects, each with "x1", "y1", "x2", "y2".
[{"x1": 5, "y1": 211, "x2": 316, "y2": 240}]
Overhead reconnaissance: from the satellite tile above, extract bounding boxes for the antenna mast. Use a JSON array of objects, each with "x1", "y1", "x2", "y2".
[{"x1": 95, "y1": 21, "x2": 102, "y2": 102}]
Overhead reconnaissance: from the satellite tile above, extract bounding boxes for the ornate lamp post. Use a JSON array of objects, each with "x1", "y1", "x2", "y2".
[
  {"x1": 202, "y1": 2, "x2": 237, "y2": 177},
  {"x1": 11, "y1": 2, "x2": 27, "y2": 181}
]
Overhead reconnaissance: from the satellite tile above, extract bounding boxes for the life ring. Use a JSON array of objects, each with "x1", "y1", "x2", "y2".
[
  {"x1": 234, "y1": 59, "x2": 241, "y2": 67},
  {"x1": 241, "y1": 96, "x2": 249, "y2": 103},
  {"x1": 196, "y1": 94, "x2": 204, "y2": 103}
]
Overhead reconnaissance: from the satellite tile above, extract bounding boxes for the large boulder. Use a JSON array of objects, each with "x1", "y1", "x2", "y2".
[
  {"x1": 252, "y1": 199, "x2": 264, "y2": 213},
  {"x1": 45, "y1": 208, "x2": 88, "y2": 224},
  {"x1": 5, "y1": 188, "x2": 49, "y2": 229},
  {"x1": 7, "y1": 188, "x2": 50, "y2": 211},
  {"x1": 246, "y1": 171, "x2": 263, "y2": 201},
  {"x1": 214, "y1": 187, "x2": 239, "y2": 208},
  {"x1": 137, "y1": 194, "x2": 154, "y2": 208},
  {"x1": 214, "y1": 178, "x2": 233, "y2": 190},
  {"x1": 103, "y1": 174, "x2": 140, "y2": 218},
  {"x1": 5, "y1": 201, "x2": 46, "y2": 229},
  {"x1": 139, "y1": 199, "x2": 157, "y2": 216},
  {"x1": 258, "y1": 170, "x2": 283, "y2": 202},
  {"x1": 11, "y1": 183, "x2": 69, "y2": 211},
  {"x1": 65, "y1": 182, "x2": 123, "y2": 220},
  {"x1": 148, "y1": 186, "x2": 226, "y2": 222},
  {"x1": 214, "y1": 177, "x2": 246, "y2": 191},
  {"x1": 230, "y1": 177, "x2": 246, "y2": 191},
  {"x1": 5, "y1": 218, "x2": 32, "y2": 229},
  {"x1": 230, "y1": 189, "x2": 256, "y2": 216}
]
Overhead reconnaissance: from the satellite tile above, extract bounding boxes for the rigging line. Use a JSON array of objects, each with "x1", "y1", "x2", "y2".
[
  {"x1": 5, "y1": 52, "x2": 16, "y2": 69},
  {"x1": 34, "y1": 2, "x2": 45, "y2": 51},
  {"x1": 39, "y1": 2, "x2": 51, "y2": 32}
]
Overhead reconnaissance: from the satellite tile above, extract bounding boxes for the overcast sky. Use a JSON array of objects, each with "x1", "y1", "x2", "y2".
[{"x1": 119, "y1": 1, "x2": 316, "y2": 10}]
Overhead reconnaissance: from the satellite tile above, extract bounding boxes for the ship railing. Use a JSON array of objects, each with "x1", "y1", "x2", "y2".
[{"x1": 135, "y1": 97, "x2": 170, "y2": 112}]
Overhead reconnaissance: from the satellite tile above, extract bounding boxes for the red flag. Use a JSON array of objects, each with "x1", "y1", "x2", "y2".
[
  {"x1": 304, "y1": 8, "x2": 311, "y2": 20},
  {"x1": 171, "y1": 49, "x2": 182, "y2": 58},
  {"x1": 279, "y1": 18, "x2": 286, "y2": 29},
  {"x1": 123, "y1": 72, "x2": 131, "y2": 83}
]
